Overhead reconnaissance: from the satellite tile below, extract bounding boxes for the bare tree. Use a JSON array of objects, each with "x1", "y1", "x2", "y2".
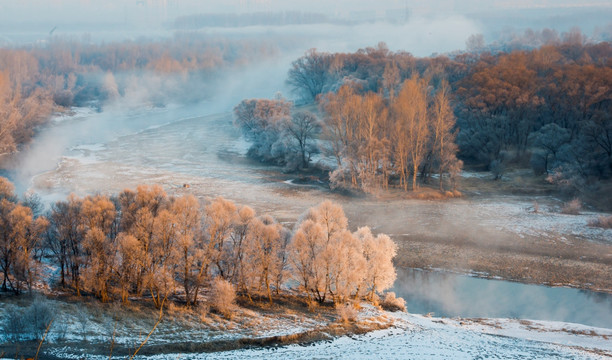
[
  {"x1": 287, "y1": 48, "x2": 334, "y2": 101},
  {"x1": 392, "y1": 76, "x2": 430, "y2": 191},
  {"x1": 284, "y1": 111, "x2": 321, "y2": 169},
  {"x1": 431, "y1": 80, "x2": 462, "y2": 191}
]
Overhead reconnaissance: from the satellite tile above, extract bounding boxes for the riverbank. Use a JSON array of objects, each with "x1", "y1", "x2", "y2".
[{"x1": 1, "y1": 292, "x2": 610, "y2": 359}]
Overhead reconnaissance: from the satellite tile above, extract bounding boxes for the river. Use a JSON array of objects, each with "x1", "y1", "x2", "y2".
[
  {"x1": 7, "y1": 103, "x2": 612, "y2": 329},
  {"x1": 394, "y1": 268, "x2": 612, "y2": 328}
]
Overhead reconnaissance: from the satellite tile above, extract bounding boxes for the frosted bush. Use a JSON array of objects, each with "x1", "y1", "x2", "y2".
[
  {"x1": 336, "y1": 303, "x2": 358, "y2": 323},
  {"x1": 380, "y1": 292, "x2": 407, "y2": 312},
  {"x1": 210, "y1": 278, "x2": 236, "y2": 319}
]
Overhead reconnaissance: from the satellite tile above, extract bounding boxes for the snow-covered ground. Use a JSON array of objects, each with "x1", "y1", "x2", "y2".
[{"x1": 41, "y1": 307, "x2": 612, "y2": 359}]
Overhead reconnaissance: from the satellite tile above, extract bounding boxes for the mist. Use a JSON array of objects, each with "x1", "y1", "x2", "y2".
[
  {"x1": 1, "y1": 1, "x2": 612, "y2": 347},
  {"x1": 2, "y1": 0, "x2": 612, "y2": 53}
]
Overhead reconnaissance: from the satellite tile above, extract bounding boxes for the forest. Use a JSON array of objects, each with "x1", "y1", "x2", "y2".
[
  {"x1": 0, "y1": 33, "x2": 280, "y2": 154},
  {"x1": 0, "y1": 177, "x2": 398, "y2": 310},
  {"x1": 249, "y1": 31, "x2": 611, "y2": 200},
  {"x1": 3, "y1": 29, "x2": 611, "y2": 201}
]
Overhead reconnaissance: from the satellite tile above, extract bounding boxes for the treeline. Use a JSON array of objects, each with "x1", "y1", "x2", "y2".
[
  {"x1": 0, "y1": 34, "x2": 279, "y2": 153},
  {"x1": 0, "y1": 177, "x2": 397, "y2": 307},
  {"x1": 286, "y1": 36, "x2": 612, "y2": 195},
  {"x1": 173, "y1": 11, "x2": 330, "y2": 29}
]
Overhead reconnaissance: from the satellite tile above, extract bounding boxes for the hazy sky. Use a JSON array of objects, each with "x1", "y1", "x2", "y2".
[
  {"x1": 1, "y1": 0, "x2": 611, "y2": 55},
  {"x1": 2, "y1": 0, "x2": 612, "y2": 24}
]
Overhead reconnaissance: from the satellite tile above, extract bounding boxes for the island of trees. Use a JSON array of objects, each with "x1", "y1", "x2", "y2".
[
  {"x1": 0, "y1": 177, "x2": 398, "y2": 312},
  {"x1": 236, "y1": 32, "x2": 612, "y2": 205}
]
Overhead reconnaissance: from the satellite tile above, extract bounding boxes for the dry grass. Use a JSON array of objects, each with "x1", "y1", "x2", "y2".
[
  {"x1": 561, "y1": 198, "x2": 582, "y2": 215},
  {"x1": 588, "y1": 215, "x2": 612, "y2": 229}
]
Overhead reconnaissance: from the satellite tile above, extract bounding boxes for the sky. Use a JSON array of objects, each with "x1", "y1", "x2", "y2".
[
  {"x1": 2, "y1": 0, "x2": 612, "y2": 25},
  {"x1": 0, "y1": 0, "x2": 611, "y2": 55}
]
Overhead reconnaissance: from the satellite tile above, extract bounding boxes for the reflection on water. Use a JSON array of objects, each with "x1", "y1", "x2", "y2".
[{"x1": 393, "y1": 268, "x2": 612, "y2": 328}]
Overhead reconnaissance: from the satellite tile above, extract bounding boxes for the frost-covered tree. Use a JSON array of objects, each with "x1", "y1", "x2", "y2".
[
  {"x1": 355, "y1": 227, "x2": 397, "y2": 300},
  {"x1": 326, "y1": 229, "x2": 366, "y2": 303},
  {"x1": 204, "y1": 197, "x2": 237, "y2": 280},
  {"x1": 290, "y1": 201, "x2": 394, "y2": 304},
  {"x1": 287, "y1": 48, "x2": 334, "y2": 101},
  {"x1": 392, "y1": 75, "x2": 430, "y2": 191},
  {"x1": 0, "y1": 179, "x2": 48, "y2": 294},
  {"x1": 243, "y1": 215, "x2": 282, "y2": 303},
  {"x1": 82, "y1": 227, "x2": 115, "y2": 302},
  {"x1": 284, "y1": 111, "x2": 321, "y2": 169},
  {"x1": 234, "y1": 97, "x2": 292, "y2": 164}
]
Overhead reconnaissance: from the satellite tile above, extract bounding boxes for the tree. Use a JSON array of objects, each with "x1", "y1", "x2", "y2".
[
  {"x1": 0, "y1": 184, "x2": 48, "y2": 294},
  {"x1": 528, "y1": 123, "x2": 571, "y2": 174},
  {"x1": 287, "y1": 49, "x2": 334, "y2": 101},
  {"x1": 382, "y1": 61, "x2": 400, "y2": 100},
  {"x1": 355, "y1": 227, "x2": 397, "y2": 300},
  {"x1": 290, "y1": 201, "x2": 396, "y2": 304},
  {"x1": 48, "y1": 195, "x2": 84, "y2": 294},
  {"x1": 82, "y1": 227, "x2": 115, "y2": 302},
  {"x1": 392, "y1": 76, "x2": 430, "y2": 191},
  {"x1": 289, "y1": 219, "x2": 326, "y2": 302},
  {"x1": 284, "y1": 111, "x2": 321, "y2": 169},
  {"x1": 233, "y1": 97, "x2": 293, "y2": 164},
  {"x1": 243, "y1": 215, "x2": 282, "y2": 303},
  {"x1": 229, "y1": 205, "x2": 255, "y2": 292},
  {"x1": 168, "y1": 195, "x2": 200, "y2": 306},
  {"x1": 325, "y1": 229, "x2": 366, "y2": 303},
  {"x1": 115, "y1": 233, "x2": 140, "y2": 303},
  {"x1": 431, "y1": 80, "x2": 462, "y2": 190},
  {"x1": 204, "y1": 197, "x2": 237, "y2": 280}
]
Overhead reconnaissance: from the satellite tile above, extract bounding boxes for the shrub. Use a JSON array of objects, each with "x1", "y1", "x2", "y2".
[
  {"x1": 28, "y1": 296, "x2": 55, "y2": 340},
  {"x1": 336, "y1": 303, "x2": 358, "y2": 323},
  {"x1": 3, "y1": 305, "x2": 26, "y2": 342},
  {"x1": 210, "y1": 278, "x2": 236, "y2": 319},
  {"x1": 380, "y1": 292, "x2": 407, "y2": 312},
  {"x1": 588, "y1": 215, "x2": 612, "y2": 229},
  {"x1": 490, "y1": 159, "x2": 505, "y2": 180},
  {"x1": 2, "y1": 297, "x2": 55, "y2": 342},
  {"x1": 561, "y1": 198, "x2": 582, "y2": 215}
]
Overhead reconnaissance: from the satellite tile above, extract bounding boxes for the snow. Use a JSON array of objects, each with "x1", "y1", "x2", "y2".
[
  {"x1": 50, "y1": 311, "x2": 609, "y2": 359},
  {"x1": 21, "y1": 302, "x2": 609, "y2": 359},
  {"x1": 470, "y1": 198, "x2": 612, "y2": 243},
  {"x1": 176, "y1": 314, "x2": 611, "y2": 359}
]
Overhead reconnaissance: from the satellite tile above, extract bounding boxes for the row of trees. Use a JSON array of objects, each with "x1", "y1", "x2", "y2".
[
  {"x1": 321, "y1": 76, "x2": 461, "y2": 192},
  {"x1": 0, "y1": 177, "x2": 397, "y2": 307},
  {"x1": 286, "y1": 38, "x2": 612, "y2": 195},
  {"x1": 0, "y1": 179, "x2": 48, "y2": 293}
]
